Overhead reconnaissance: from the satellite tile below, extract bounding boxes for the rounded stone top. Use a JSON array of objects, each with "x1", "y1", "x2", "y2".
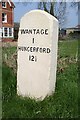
[{"x1": 22, "y1": 9, "x2": 58, "y2": 22}]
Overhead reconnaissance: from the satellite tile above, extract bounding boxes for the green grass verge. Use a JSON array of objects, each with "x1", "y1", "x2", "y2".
[
  {"x1": 2, "y1": 39, "x2": 79, "y2": 118},
  {"x1": 58, "y1": 40, "x2": 78, "y2": 58},
  {"x1": 2, "y1": 47, "x2": 16, "y2": 60},
  {"x1": 2, "y1": 63, "x2": 78, "y2": 118}
]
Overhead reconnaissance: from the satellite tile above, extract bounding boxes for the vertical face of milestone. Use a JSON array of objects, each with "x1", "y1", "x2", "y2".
[{"x1": 17, "y1": 10, "x2": 58, "y2": 100}]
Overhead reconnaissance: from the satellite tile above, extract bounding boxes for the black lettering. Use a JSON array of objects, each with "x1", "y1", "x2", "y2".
[
  {"x1": 29, "y1": 55, "x2": 31, "y2": 61},
  {"x1": 36, "y1": 29, "x2": 40, "y2": 34},
  {"x1": 26, "y1": 47, "x2": 30, "y2": 52},
  {"x1": 45, "y1": 29, "x2": 48, "y2": 35},
  {"x1": 39, "y1": 48, "x2": 43, "y2": 53},
  {"x1": 43, "y1": 48, "x2": 46, "y2": 53},
  {"x1": 28, "y1": 29, "x2": 32, "y2": 34},
  {"x1": 18, "y1": 47, "x2": 22, "y2": 51},
  {"x1": 47, "y1": 48, "x2": 51, "y2": 53},
  {"x1": 33, "y1": 29, "x2": 36, "y2": 34},
  {"x1": 33, "y1": 47, "x2": 36, "y2": 52},
  {"x1": 25, "y1": 29, "x2": 29, "y2": 34},
  {"x1": 21, "y1": 29, "x2": 25, "y2": 34},
  {"x1": 30, "y1": 47, "x2": 33, "y2": 52},
  {"x1": 31, "y1": 56, "x2": 34, "y2": 61},
  {"x1": 18, "y1": 46, "x2": 51, "y2": 54},
  {"x1": 32, "y1": 38, "x2": 35, "y2": 43},
  {"x1": 36, "y1": 47, "x2": 39, "y2": 52},
  {"x1": 29, "y1": 55, "x2": 37, "y2": 62},
  {"x1": 20, "y1": 29, "x2": 48, "y2": 35},
  {"x1": 41, "y1": 29, "x2": 44, "y2": 34},
  {"x1": 24, "y1": 47, "x2": 27, "y2": 51}
]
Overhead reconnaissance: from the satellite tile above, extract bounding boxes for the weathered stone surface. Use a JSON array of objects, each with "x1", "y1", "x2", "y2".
[{"x1": 17, "y1": 10, "x2": 58, "y2": 100}]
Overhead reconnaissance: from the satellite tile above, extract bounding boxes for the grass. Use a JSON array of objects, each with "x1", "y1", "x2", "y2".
[
  {"x1": 2, "y1": 39, "x2": 79, "y2": 119},
  {"x1": 78, "y1": 39, "x2": 80, "y2": 118},
  {"x1": 2, "y1": 47, "x2": 16, "y2": 60},
  {"x1": 58, "y1": 40, "x2": 78, "y2": 58}
]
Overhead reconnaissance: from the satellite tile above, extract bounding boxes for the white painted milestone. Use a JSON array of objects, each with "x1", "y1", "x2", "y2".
[{"x1": 17, "y1": 10, "x2": 58, "y2": 100}]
